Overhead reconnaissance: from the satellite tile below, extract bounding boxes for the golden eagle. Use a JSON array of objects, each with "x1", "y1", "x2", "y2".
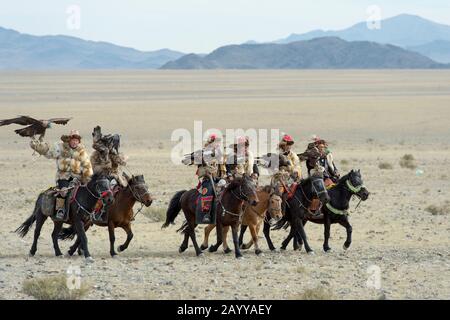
[{"x1": 0, "y1": 115, "x2": 72, "y2": 140}]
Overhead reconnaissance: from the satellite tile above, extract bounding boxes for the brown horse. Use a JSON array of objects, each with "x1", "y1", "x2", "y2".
[
  {"x1": 200, "y1": 186, "x2": 283, "y2": 255},
  {"x1": 59, "y1": 174, "x2": 153, "y2": 257},
  {"x1": 162, "y1": 175, "x2": 259, "y2": 258}
]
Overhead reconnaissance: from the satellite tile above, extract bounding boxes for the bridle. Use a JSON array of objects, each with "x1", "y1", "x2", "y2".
[
  {"x1": 220, "y1": 180, "x2": 256, "y2": 217},
  {"x1": 128, "y1": 179, "x2": 151, "y2": 219}
]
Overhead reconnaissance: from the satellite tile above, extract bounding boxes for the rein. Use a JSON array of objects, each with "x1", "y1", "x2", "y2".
[
  {"x1": 219, "y1": 183, "x2": 252, "y2": 218},
  {"x1": 127, "y1": 182, "x2": 150, "y2": 219}
]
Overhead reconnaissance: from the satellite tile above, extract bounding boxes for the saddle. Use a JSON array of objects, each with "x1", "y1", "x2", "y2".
[{"x1": 40, "y1": 187, "x2": 74, "y2": 222}]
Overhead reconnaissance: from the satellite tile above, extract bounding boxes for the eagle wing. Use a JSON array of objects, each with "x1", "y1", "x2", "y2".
[
  {"x1": 15, "y1": 124, "x2": 44, "y2": 137},
  {"x1": 0, "y1": 116, "x2": 41, "y2": 127},
  {"x1": 48, "y1": 117, "x2": 72, "y2": 125}
]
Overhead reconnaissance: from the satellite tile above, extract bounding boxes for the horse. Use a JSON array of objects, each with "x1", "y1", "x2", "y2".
[
  {"x1": 256, "y1": 173, "x2": 331, "y2": 253},
  {"x1": 278, "y1": 169, "x2": 370, "y2": 252},
  {"x1": 58, "y1": 174, "x2": 153, "y2": 257},
  {"x1": 15, "y1": 174, "x2": 115, "y2": 262},
  {"x1": 162, "y1": 175, "x2": 259, "y2": 258},
  {"x1": 200, "y1": 185, "x2": 283, "y2": 255}
]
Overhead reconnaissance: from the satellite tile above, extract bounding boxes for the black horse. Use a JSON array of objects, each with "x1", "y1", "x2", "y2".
[
  {"x1": 15, "y1": 174, "x2": 114, "y2": 262},
  {"x1": 245, "y1": 173, "x2": 330, "y2": 253},
  {"x1": 277, "y1": 169, "x2": 370, "y2": 252}
]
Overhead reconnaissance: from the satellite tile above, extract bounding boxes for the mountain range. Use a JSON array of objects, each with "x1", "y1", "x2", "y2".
[
  {"x1": 161, "y1": 37, "x2": 446, "y2": 69},
  {"x1": 249, "y1": 14, "x2": 450, "y2": 63},
  {"x1": 0, "y1": 26, "x2": 184, "y2": 70},
  {"x1": 1, "y1": 13, "x2": 450, "y2": 69}
]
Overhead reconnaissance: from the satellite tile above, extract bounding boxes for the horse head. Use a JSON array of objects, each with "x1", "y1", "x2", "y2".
[
  {"x1": 310, "y1": 172, "x2": 331, "y2": 204},
  {"x1": 346, "y1": 169, "x2": 370, "y2": 201},
  {"x1": 127, "y1": 174, "x2": 153, "y2": 207}
]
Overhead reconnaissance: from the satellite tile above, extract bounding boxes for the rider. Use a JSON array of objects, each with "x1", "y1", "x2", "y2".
[
  {"x1": 314, "y1": 138, "x2": 340, "y2": 187},
  {"x1": 223, "y1": 136, "x2": 259, "y2": 182},
  {"x1": 30, "y1": 129, "x2": 93, "y2": 220},
  {"x1": 90, "y1": 127, "x2": 128, "y2": 221},
  {"x1": 278, "y1": 134, "x2": 302, "y2": 182},
  {"x1": 182, "y1": 133, "x2": 224, "y2": 223},
  {"x1": 91, "y1": 126, "x2": 128, "y2": 188}
]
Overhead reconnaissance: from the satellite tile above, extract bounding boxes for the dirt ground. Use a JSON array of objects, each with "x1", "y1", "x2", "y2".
[{"x1": 0, "y1": 70, "x2": 449, "y2": 300}]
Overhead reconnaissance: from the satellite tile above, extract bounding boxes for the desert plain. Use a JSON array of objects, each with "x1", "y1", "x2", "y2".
[{"x1": 0, "y1": 70, "x2": 449, "y2": 299}]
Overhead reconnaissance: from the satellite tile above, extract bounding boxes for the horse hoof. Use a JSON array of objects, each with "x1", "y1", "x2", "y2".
[
  {"x1": 196, "y1": 252, "x2": 204, "y2": 257},
  {"x1": 28, "y1": 252, "x2": 35, "y2": 257},
  {"x1": 280, "y1": 247, "x2": 287, "y2": 251},
  {"x1": 208, "y1": 246, "x2": 217, "y2": 253},
  {"x1": 323, "y1": 248, "x2": 332, "y2": 253},
  {"x1": 117, "y1": 246, "x2": 123, "y2": 253},
  {"x1": 223, "y1": 248, "x2": 232, "y2": 254},
  {"x1": 343, "y1": 244, "x2": 350, "y2": 251},
  {"x1": 255, "y1": 250, "x2": 263, "y2": 256},
  {"x1": 307, "y1": 251, "x2": 315, "y2": 255},
  {"x1": 200, "y1": 244, "x2": 208, "y2": 251},
  {"x1": 179, "y1": 247, "x2": 187, "y2": 253},
  {"x1": 236, "y1": 255, "x2": 244, "y2": 260},
  {"x1": 85, "y1": 256, "x2": 95, "y2": 263}
]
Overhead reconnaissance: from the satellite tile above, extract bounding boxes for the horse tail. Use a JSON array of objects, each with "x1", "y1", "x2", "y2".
[
  {"x1": 161, "y1": 190, "x2": 186, "y2": 229},
  {"x1": 15, "y1": 193, "x2": 42, "y2": 237},
  {"x1": 58, "y1": 226, "x2": 76, "y2": 241},
  {"x1": 271, "y1": 216, "x2": 289, "y2": 231},
  {"x1": 176, "y1": 220, "x2": 189, "y2": 234}
]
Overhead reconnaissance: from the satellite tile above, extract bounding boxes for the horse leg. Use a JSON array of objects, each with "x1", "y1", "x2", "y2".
[
  {"x1": 294, "y1": 220, "x2": 307, "y2": 251},
  {"x1": 201, "y1": 224, "x2": 214, "y2": 250},
  {"x1": 51, "y1": 221, "x2": 64, "y2": 257},
  {"x1": 263, "y1": 221, "x2": 276, "y2": 251},
  {"x1": 339, "y1": 217, "x2": 352, "y2": 250},
  {"x1": 231, "y1": 224, "x2": 243, "y2": 259},
  {"x1": 68, "y1": 237, "x2": 81, "y2": 256},
  {"x1": 222, "y1": 226, "x2": 232, "y2": 254},
  {"x1": 29, "y1": 212, "x2": 47, "y2": 256},
  {"x1": 118, "y1": 224, "x2": 134, "y2": 253},
  {"x1": 208, "y1": 218, "x2": 223, "y2": 253},
  {"x1": 238, "y1": 225, "x2": 247, "y2": 248},
  {"x1": 323, "y1": 215, "x2": 332, "y2": 252},
  {"x1": 179, "y1": 232, "x2": 189, "y2": 253},
  {"x1": 108, "y1": 222, "x2": 117, "y2": 257},
  {"x1": 296, "y1": 217, "x2": 314, "y2": 254},
  {"x1": 281, "y1": 227, "x2": 295, "y2": 250},
  {"x1": 187, "y1": 223, "x2": 202, "y2": 256},
  {"x1": 249, "y1": 223, "x2": 261, "y2": 255},
  {"x1": 72, "y1": 213, "x2": 92, "y2": 261}
]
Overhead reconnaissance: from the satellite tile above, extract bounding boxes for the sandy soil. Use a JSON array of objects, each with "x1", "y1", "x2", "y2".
[{"x1": 0, "y1": 70, "x2": 449, "y2": 300}]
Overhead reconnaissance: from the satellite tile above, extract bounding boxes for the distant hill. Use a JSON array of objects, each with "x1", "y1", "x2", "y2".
[
  {"x1": 275, "y1": 14, "x2": 450, "y2": 47},
  {"x1": 245, "y1": 14, "x2": 450, "y2": 64},
  {"x1": 0, "y1": 27, "x2": 185, "y2": 70},
  {"x1": 408, "y1": 40, "x2": 450, "y2": 63},
  {"x1": 161, "y1": 37, "x2": 446, "y2": 69}
]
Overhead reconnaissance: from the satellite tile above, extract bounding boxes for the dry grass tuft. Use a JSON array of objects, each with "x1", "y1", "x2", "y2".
[
  {"x1": 22, "y1": 275, "x2": 90, "y2": 300},
  {"x1": 378, "y1": 162, "x2": 393, "y2": 170},
  {"x1": 291, "y1": 286, "x2": 334, "y2": 300},
  {"x1": 399, "y1": 154, "x2": 417, "y2": 169},
  {"x1": 143, "y1": 206, "x2": 167, "y2": 222},
  {"x1": 425, "y1": 201, "x2": 450, "y2": 215}
]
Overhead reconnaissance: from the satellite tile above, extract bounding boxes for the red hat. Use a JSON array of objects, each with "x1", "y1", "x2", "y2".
[
  {"x1": 208, "y1": 133, "x2": 217, "y2": 141},
  {"x1": 283, "y1": 134, "x2": 293, "y2": 142}
]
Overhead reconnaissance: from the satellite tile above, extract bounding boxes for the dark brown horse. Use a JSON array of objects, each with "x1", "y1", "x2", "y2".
[
  {"x1": 162, "y1": 175, "x2": 259, "y2": 258},
  {"x1": 59, "y1": 174, "x2": 153, "y2": 257},
  {"x1": 15, "y1": 174, "x2": 115, "y2": 262},
  {"x1": 201, "y1": 186, "x2": 283, "y2": 255}
]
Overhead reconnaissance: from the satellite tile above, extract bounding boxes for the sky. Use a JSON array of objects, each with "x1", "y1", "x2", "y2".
[{"x1": 1, "y1": 0, "x2": 449, "y2": 53}]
